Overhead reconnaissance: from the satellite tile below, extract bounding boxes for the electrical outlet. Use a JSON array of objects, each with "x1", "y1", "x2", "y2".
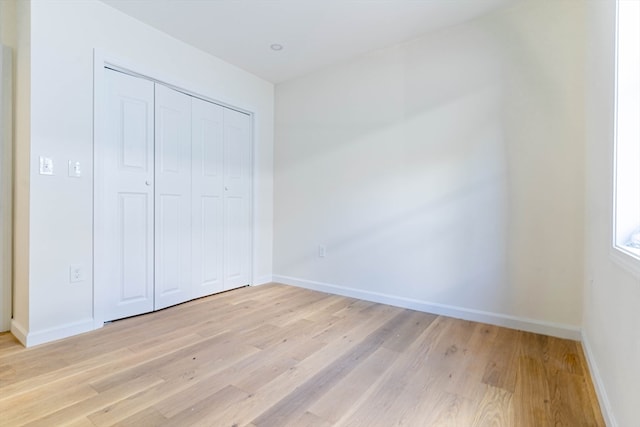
[{"x1": 69, "y1": 265, "x2": 83, "y2": 283}]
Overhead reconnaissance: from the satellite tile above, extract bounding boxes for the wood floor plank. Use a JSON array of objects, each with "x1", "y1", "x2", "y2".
[
  {"x1": 445, "y1": 323, "x2": 500, "y2": 401},
  {"x1": 213, "y1": 302, "x2": 403, "y2": 426},
  {"x1": 308, "y1": 346, "x2": 399, "y2": 424},
  {"x1": 0, "y1": 347, "x2": 136, "y2": 398},
  {"x1": 481, "y1": 326, "x2": 520, "y2": 393},
  {"x1": 424, "y1": 392, "x2": 478, "y2": 427},
  {"x1": 0, "y1": 283, "x2": 605, "y2": 427},
  {"x1": 86, "y1": 337, "x2": 259, "y2": 425},
  {"x1": 194, "y1": 287, "x2": 329, "y2": 339},
  {"x1": 0, "y1": 383, "x2": 98, "y2": 425},
  {"x1": 513, "y1": 355, "x2": 552, "y2": 426},
  {"x1": 0, "y1": 332, "x2": 22, "y2": 354},
  {"x1": 228, "y1": 353, "x2": 299, "y2": 396},
  {"x1": 303, "y1": 295, "x2": 359, "y2": 322},
  {"x1": 250, "y1": 310, "x2": 416, "y2": 426},
  {"x1": 268, "y1": 292, "x2": 340, "y2": 327},
  {"x1": 111, "y1": 407, "x2": 168, "y2": 427},
  {"x1": 548, "y1": 370, "x2": 603, "y2": 426},
  {"x1": 543, "y1": 336, "x2": 586, "y2": 375},
  {"x1": 88, "y1": 332, "x2": 237, "y2": 392},
  {"x1": 374, "y1": 321, "x2": 494, "y2": 426},
  {"x1": 575, "y1": 342, "x2": 607, "y2": 426},
  {"x1": 54, "y1": 416, "x2": 96, "y2": 427},
  {"x1": 158, "y1": 384, "x2": 249, "y2": 427},
  {"x1": 250, "y1": 318, "x2": 315, "y2": 349},
  {"x1": 381, "y1": 309, "x2": 438, "y2": 353},
  {"x1": 333, "y1": 316, "x2": 450, "y2": 427},
  {"x1": 471, "y1": 384, "x2": 514, "y2": 427},
  {"x1": 22, "y1": 372, "x2": 164, "y2": 427},
  {"x1": 290, "y1": 410, "x2": 333, "y2": 427},
  {"x1": 0, "y1": 353, "x2": 69, "y2": 386}
]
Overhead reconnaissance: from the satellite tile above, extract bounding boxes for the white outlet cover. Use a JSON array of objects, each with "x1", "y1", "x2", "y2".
[{"x1": 69, "y1": 265, "x2": 83, "y2": 283}]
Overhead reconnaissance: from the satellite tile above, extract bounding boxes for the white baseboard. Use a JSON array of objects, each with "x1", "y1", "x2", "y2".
[
  {"x1": 252, "y1": 275, "x2": 273, "y2": 286},
  {"x1": 11, "y1": 318, "x2": 96, "y2": 348},
  {"x1": 10, "y1": 319, "x2": 28, "y2": 346},
  {"x1": 581, "y1": 332, "x2": 617, "y2": 427},
  {"x1": 273, "y1": 275, "x2": 582, "y2": 341}
]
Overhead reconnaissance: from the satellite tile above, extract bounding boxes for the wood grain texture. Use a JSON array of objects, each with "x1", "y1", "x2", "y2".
[{"x1": 0, "y1": 283, "x2": 605, "y2": 426}]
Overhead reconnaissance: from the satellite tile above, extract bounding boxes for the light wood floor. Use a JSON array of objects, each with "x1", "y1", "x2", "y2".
[{"x1": 0, "y1": 283, "x2": 604, "y2": 426}]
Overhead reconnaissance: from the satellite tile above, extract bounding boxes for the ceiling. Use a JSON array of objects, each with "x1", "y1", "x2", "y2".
[{"x1": 100, "y1": 0, "x2": 514, "y2": 84}]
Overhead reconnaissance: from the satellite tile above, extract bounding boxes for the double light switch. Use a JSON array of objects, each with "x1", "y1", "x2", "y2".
[{"x1": 39, "y1": 156, "x2": 82, "y2": 177}]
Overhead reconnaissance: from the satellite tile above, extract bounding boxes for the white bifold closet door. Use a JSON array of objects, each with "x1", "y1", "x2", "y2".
[
  {"x1": 190, "y1": 97, "x2": 251, "y2": 296},
  {"x1": 97, "y1": 69, "x2": 155, "y2": 320},
  {"x1": 191, "y1": 97, "x2": 225, "y2": 297},
  {"x1": 97, "y1": 68, "x2": 251, "y2": 322},
  {"x1": 154, "y1": 84, "x2": 192, "y2": 310},
  {"x1": 222, "y1": 107, "x2": 252, "y2": 290}
]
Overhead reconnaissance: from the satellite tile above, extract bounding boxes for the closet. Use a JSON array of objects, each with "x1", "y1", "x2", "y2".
[{"x1": 95, "y1": 68, "x2": 251, "y2": 322}]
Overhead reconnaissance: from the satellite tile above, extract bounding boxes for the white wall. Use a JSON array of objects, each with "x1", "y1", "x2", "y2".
[
  {"x1": 12, "y1": 0, "x2": 274, "y2": 346},
  {"x1": 274, "y1": 0, "x2": 586, "y2": 336},
  {"x1": 583, "y1": 1, "x2": 640, "y2": 426}
]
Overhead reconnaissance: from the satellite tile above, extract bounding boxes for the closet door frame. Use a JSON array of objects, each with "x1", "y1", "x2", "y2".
[{"x1": 93, "y1": 50, "x2": 255, "y2": 327}]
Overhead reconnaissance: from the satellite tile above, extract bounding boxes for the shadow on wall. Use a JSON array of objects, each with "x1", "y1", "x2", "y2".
[
  {"x1": 278, "y1": 83, "x2": 509, "y2": 312},
  {"x1": 274, "y1": 0, "x2": 585, "y2": 323}
]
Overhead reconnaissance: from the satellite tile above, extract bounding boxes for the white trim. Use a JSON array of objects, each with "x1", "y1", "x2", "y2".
[
  {"x1": 94, "y1": 49, "x2": 257, "y2": 116},
  {"x1": 11, "y1": 318, "x2": 94, "y2": 348},
  {"x1": 92, "y1": 48, "x2": 106, "y2": 327},
  {"x1": 610, "y1": 246, "x2": 640, "y2": 278},
  {"x1": 611, "y1": 0, "x2": 621, "y2": 258},
  {"x1": 611, "y1": 0, "x2": 640, "y2": 279},
  {"x1": 248, "y1": 111, "x2": 256, "y2": 288},
  {"x1": 273, "y1": 275, "x2": 582, "y2": 340},
  {"x1": 0, "y1": 45, "x2": 12, "y2": 333},
  {"x1": 10, "y1": 319, "x2": 27, "y2": 346},
  {"x1": 582, "y1": 332, "x2": 618, "y2": 427}
]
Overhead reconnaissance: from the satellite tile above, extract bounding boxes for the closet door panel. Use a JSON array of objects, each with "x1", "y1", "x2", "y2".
[
  {"x1": 157, "y1": 194, "x2": 181, "y2": 292},
  {"x1": 155, "y1": 84, "x2": 192, "y2": 309},
  {"x1": 97, "y1": 69, "x2": 155, "y2": 321},
  {"x1": 200, "y1": 196, "x2": 222, "y2": 279},
  {"x1": 191, "y1": 98, "x2": 224, "y2": 297},
  {"x1": 119, "y1": 193, "x2": 150, "y2": 300},
  {"x1": 223, "y1": 108, "x2": 252, "y2": 290},
  {"x1": 225, "y1": 196, "x2": 245, "y2": 282}
]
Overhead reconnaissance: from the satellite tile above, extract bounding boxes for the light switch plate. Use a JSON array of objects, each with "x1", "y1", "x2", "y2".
[
  {"x1": 318, "y1": 245, "x2": 326, "y2": 258},
  {"x1": 39, "y1": 156, "x2": 53, "y2": 175},
  {"x1": 68, "y1": 160, "x2": 81, "y2": 177}
]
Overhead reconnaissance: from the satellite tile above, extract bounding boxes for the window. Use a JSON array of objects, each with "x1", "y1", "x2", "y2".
[{"x1": 613, "y1": 0, "x2": 640, "y2": 268}]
